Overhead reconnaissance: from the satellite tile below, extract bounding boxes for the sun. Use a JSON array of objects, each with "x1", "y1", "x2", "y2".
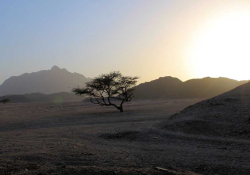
[{"x1": 187, "y1": 11, "x2": 250, "y2": 80}]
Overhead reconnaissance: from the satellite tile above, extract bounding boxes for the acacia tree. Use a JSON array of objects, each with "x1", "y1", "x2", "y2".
[
  {"x1": 72, "y1": 71, "x2": 139, "y2": 112},
  {"x1": 0, "y1": 99, "x2": 10, "y2": 104}
]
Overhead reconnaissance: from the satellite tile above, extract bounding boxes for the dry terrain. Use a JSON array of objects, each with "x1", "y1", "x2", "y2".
[{"x1": 0, "y1": 98, "x2": 249, "y2": 175}]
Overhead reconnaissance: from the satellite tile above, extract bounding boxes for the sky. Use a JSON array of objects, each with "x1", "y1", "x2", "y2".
[{"x1": 1, "y1": 0, "x2": 250, "y2": 85}]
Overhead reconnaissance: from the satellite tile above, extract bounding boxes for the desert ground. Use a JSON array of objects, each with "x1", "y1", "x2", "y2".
[{"x1": 0, "y1": 99, "x2": 249, "y2": 175}]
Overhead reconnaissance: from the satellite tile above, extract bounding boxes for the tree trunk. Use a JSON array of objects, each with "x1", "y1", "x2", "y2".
[
  {"x1": 117, "y1": 106, "x2": 124, "y2": 112},
  {"x1": 118, "y1": 100, "x2": 125, "y2": 113},
  {"x1": 119, "y1": 106, "x2": 123, "y2": 112}
]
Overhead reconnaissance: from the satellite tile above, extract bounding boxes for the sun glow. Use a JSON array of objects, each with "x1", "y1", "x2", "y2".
[{"x1": 188, "y1": 11, "x2": 250, "y2": 80}]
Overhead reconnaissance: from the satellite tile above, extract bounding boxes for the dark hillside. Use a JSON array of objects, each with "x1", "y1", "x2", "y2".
[
  {"x1": 134, "y1": 76, "x2": 247, "y2": 99},
  {"x1": 164, "y1": 82, "x2": 250, "y2": 139}
]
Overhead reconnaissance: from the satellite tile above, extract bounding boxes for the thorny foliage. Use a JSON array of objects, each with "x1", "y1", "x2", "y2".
[{"x1": 72, "y1": 71, "x2": 139, "y2": 112}]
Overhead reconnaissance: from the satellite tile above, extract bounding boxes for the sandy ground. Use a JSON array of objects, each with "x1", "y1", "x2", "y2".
[{"x1": 0, "y1": 99, "x2": 249, "y2": 175}]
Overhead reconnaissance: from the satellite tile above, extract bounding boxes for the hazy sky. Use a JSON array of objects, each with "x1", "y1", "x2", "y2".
[{"x1": 1, "y1": 0, "x2": 250, "y2": 84}]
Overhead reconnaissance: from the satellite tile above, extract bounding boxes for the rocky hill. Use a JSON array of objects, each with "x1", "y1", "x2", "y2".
[
  {"x1": 0, "y1": 66, "x2": 91, "y2": 96},
  {"x1": 134, "y1": 76, "x2": 248, "y2": 99},
  {"x1": 164, "y1": 82, "x2": 250, "y2": 139}
]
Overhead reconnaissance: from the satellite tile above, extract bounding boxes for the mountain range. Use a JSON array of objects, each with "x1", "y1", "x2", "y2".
[
  {"x1": 134, "y1": 76, "x2": 248, "y2": 99},
  {"x1": 0, "y1": 66, "x2": 248, "y2": 101},
  {"x1": 0, "y1": 66, "x2": 91, "y2": 96}
]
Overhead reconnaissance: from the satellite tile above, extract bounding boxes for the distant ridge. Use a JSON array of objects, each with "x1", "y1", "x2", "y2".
[
  {"x1": 0, "y1": 66, "x2": 91, "y2": 96},
  {"x1": 0, "y1": 67, "x2": 248, "y2": 100},
  {"x1": 0, "y1": 95, "x2": 30, "y2": 103},
  {"x1": 0, "y1": 92, "x2": 83, "y2": 103},
  {"x1": 134, "y1": 76, "x2": 248, "y2": 99}
]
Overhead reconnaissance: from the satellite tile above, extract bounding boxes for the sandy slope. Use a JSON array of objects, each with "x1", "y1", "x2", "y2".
[
  {"x1": 165, "y1": 82, "x2": 250, "y2": 139},
  {"x1": 0, "y1": 98, "x2": 249, "y2": 175}
]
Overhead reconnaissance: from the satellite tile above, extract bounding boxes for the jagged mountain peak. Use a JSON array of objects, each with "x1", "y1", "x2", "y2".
[{"x1": 51, "y1": 65, "x2": 61, "y2": 71}]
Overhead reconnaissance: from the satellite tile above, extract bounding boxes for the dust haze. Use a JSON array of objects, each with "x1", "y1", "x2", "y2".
[{"x1": 1, "y1": 1, "x2": 250, "y2": 175}]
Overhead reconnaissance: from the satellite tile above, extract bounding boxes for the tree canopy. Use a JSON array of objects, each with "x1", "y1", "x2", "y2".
[{"x1": 73, "y1": 71, "x2": 139, "y2": 112}]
